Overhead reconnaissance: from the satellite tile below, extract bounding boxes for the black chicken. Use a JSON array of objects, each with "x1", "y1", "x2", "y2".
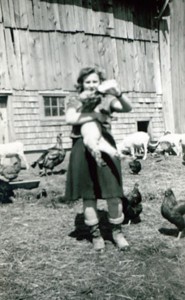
[
  {"x1": 31, "y1": 133, "x2": 66, "y2": 176},
  {"x1": 122, "y1": 183, "x2": 143, "y2": 224},
  {"x1": 182, "y1": 153, "x2": 185, "y2": 165},
  {"x1": 0, "y1": 155, "x2": 22, "y2": 181},
  {"x1": 0, "y1": 179, "x2": 15, "y2": 203},
  {"x1": 161, "y1": 188, "x2": 185, "y2": 239},
  {"x1": 129, "y1": 159, "x2": 142, "y2": 175}
]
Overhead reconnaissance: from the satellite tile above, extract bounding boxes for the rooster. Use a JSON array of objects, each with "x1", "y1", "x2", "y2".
[
  {"x1": 31, "y1": 133, "x2": 66, "y2": 176},
  {"x1": 122, "y1": 183, "x2": 143, "y2": 224},
  {"x1": 129, "y1": 159, "x2": 141, "y2": 175},
  {"x1": 161, "y1": 188, "x2": 185, "y2": 239}
]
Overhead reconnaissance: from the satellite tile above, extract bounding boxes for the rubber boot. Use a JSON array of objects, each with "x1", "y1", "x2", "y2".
[
  {"x1": 90, "y1": 224, "x2": 105, "y2": 251},
  {"x1": 111, "y1": 224, "x2": 129, "y2": 250}
]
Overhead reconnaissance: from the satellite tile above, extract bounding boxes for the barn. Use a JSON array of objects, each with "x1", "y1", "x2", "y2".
[{"x1": 0, "y1": 0, "x2": 184, "y2": 157}]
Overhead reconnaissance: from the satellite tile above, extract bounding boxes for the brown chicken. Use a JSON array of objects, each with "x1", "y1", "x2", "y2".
[
  {"x1": 0, "y1": 154, "x2": 22, "y2": 181},
  {"x1": 122, "y1": 183, "x2": 143, "y2": 224},
  {"x1": 161, "y1": 188, "x2": 185, "y2": 239},
  {"x1": 31, "y1": 133, "x2": 66, "y2": 176}
]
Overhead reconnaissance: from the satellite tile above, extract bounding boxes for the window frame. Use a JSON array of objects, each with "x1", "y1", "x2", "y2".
[{"x1": 39, "y1": 91, "x2": 69, "y2": 124}]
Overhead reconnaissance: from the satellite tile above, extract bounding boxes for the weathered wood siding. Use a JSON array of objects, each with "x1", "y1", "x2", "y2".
[
  {"x1": 0, "y1": 0, "x2": 165, "y2": 151},
  {"x1": 169, "y1": 0, "x2": 185, "y2": 133}
]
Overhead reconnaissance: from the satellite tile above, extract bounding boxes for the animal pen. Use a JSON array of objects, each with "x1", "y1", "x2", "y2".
[{"x1": 0, "y1": 0, "x2": 184, "y2": 153}]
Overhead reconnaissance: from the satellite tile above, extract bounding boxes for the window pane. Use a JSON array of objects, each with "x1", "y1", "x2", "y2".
[
  {"x1": 52, "y1": 107, "x2": 58, "y2": 116},
  {"x1": 59, "y1": 97, "x2": 65, "y2": 115},
  {"x1": 51, "y1": 97, "x2": 57, "y2": 106},
  {"x1": 44, "y1": 97, "x2": 50, "y2": 106},
  {"x1": 59, "y1": 107, "x2": 65, "y2": 116},
  {"x1": 45, "y1": 107, "x2": 51, "y2": 116}
]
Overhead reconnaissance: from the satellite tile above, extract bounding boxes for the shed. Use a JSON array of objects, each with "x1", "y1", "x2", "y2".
[{"x1": 0, "y1": 0, "x2": 181, "y2": 155}]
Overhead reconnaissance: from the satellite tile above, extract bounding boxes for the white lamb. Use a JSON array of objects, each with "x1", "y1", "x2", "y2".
[{"x1": 0, "y1": 141, "x2": 29, "y2": 169}]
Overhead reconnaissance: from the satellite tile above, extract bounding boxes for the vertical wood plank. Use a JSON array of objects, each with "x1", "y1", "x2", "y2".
[
  {"x1": 40, "y1": 0, "x2": 48, "y2": 30},
  {"x1": 159, "y1": 17, "x2": 174, "y2": 132},
  {"x1": 125, "y1": 40, "x2": 134, "y2": 91},
  {"x1": 32, "y1": 0, "x2": 41, "y2": 30},
  {"x1": 50, "y1": 0, "x2": 61, "y2": 30},
  {"x1": 1, "y1": 0, "x2": 11, "y2": 27},
  {"x1": 41, "y1": 31, "x2": 54, "y2": 89},
  {"x1": 13, "y1": 29, "x2": 24, "y2": 89},
  {"x1": 0, "y1": 24, "x2": 11, "y2": 89},
  {"x1": 153, "y1": 42, "x2": 162, "y2": 94},
  {"x1": 58, "y1": 0, "x2": 67, "y2": 31},
  {"x1": 29, "y1": 31, "x2": 46, "y2": 90},
  {"x1": 73, "y1": 0, "x2": 84, "y2": 32},
  {"x1": 19, "y1": 0, "x2": 28, "y2": 29},
  {"x1": 13, "y1": 0, "x2": 21, "y2": 28},
  {"x1": 4, "y1": 29, "x2": 19, "y2": 89},
  {"x1": 26, "y1": 0, "x2": 35, "y2": 30},
  {"x1": 19, "y1": 30, "x2": 33, "y2": 89},
  {"x1": 8, "y1": 0, "x2": 16, "y2": 28},
  {"x1": 49, "y1": 31, "x2": 60, "y2": 89},
  {"x1": 64, "y1": 0, "x2": 76, "y2": 32},
  {"x1": 133, "y1": 40, "x2": 142, "y2": 92},
  {"x1": 0, "y1": 1, "x2": 2, "y2": 23}
]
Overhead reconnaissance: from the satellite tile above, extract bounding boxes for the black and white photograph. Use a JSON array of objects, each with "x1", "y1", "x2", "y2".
[{"x1": 0, "y1": 0, "x2": 185, "y2": 299}]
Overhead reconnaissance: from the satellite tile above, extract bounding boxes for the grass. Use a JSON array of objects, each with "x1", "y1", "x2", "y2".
[{"x1": 1, "y1": 153, "x2": 185, "y2": 300}]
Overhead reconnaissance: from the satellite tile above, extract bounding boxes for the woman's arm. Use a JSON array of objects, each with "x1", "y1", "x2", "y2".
[
  {"x1": 97, "y1": 79, "x2": 132, "y2": 113},
  {"x1": 66, "y1": 107, "x2": 107, "y2": 125},
  {"x1": 66, "y1": 107, "x2": 96, "y2": 125},
  {"x1": 111, "y1": 93, "x2": 132, "y2": 113}
]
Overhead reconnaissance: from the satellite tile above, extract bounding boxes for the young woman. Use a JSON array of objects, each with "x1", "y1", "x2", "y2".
[{"x1": 65, "y1": 67, "x2": 132, "y2": 251}]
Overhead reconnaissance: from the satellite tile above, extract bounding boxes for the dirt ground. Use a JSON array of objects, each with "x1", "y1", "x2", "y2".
[{"x1": 0, "y1": 152, "x2": 185, "y2": 300}]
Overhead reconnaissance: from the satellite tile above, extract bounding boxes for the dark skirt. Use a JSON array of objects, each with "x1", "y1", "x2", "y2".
[{"x1": 65, "y1": 131, "x2": 124, "y2": 201}]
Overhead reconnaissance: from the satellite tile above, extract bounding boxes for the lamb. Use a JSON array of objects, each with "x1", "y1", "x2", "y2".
[
  {"x1": 0, "y1": 141, "x2": 29, "y2": 170},
  {"x1": 152, "y1": 132, "x2": 185, "y2": 156},
  {"x1": 79, "y1": 80, "x2": 121, "y2": 167},
  {"x1": 117, "y1": 131, "x2": 150, "y2": 160}
]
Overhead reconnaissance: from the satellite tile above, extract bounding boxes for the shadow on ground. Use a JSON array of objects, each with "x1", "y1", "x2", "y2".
[{"x1": 69, "y1": 210, "x2": 113, "y2": 242}]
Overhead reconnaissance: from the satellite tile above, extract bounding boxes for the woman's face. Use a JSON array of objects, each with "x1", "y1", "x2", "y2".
[{"x1": 83, "y1": 72, "x2": 100, "y2": 91}]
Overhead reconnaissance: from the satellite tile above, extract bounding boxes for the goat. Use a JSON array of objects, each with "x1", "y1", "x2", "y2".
[{"x1": 0, "y1": 141, "x2": 29, "y2": 170}]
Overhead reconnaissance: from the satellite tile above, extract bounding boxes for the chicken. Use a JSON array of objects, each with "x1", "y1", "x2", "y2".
[
  {"x1": 31, "y1": 133, "x2": 66, "y2": 176},
  {"x1": 122, "y1": 183, "x2": 143, "y2": 224},
  {"x1": 0, "y1": 154, "x2": 22, "y2": 181},
  {"x1": 129, "y1": 159, "x2": 141, "y2": 175},
  {"x1": 36, "y1": 188, "x2": 48, "y2": 199},
  {"x1": 161, "y1": 188, "x2": 185, "y2": 239},
  {"x1": 0, "y1": 179, "x2": 15, "y2": 203},
  {"x1": 182, "y1": 154, "x2": 185, "y2": 165}
]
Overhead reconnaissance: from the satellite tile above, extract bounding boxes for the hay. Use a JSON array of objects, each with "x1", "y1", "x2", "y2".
[{"x1": 0, "y1": 154, "x2": 185, "y2": 299}]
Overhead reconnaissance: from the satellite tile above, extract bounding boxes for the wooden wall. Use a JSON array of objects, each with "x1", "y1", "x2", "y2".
[
  {"x1": 168, "y1": 0, "x2": 185, "y2": 133},
  {"x1": 0, "y1": 0, "x2": 166, "y2": 150}
]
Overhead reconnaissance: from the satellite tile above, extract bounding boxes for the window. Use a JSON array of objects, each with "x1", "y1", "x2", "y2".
[
  {"x1": 43, "y1": 96, "x2": 65, "y2": 117},
  {"x1": 39, "y1": 91, "x2": 69, "y2": 123}
]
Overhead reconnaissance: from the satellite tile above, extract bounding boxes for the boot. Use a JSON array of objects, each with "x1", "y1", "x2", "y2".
[
  {"x1": 90, "y1": 224, "x2": 105, "y2": 251},
  {"x1": 111, "y1": 224, "x2": 129, "y2": 250}
]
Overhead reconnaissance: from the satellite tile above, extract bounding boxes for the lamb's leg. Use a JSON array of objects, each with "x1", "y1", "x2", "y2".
[
  {"x1": 143, "y1": 143, "x2": 147, "y2": 160},
  {"x1": 130, "y1": 146, "x2": 136, "y2": 159},
  {"x1": 19, "y1": 153, "x2": 29, "y2": 169},
  {"x1": 0, "y1": 155, "x2": 5, "y2": 165}
]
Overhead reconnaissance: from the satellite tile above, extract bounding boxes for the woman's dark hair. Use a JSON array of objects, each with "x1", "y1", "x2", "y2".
[{"x1": 76, "y1": 67, "x2": 106, "y2": 92}]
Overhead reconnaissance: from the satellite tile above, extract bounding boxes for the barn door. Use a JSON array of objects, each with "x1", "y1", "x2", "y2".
[{"x1": 0, "y1": 97, "x2": 9, "y2": 144}]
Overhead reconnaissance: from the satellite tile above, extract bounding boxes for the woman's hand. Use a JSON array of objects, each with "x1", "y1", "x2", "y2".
[
  {"x1": 97, "y1": 79, "x2": 121, "y2": 97},
  {"x1": 79, "y1": 90, "x2": 96, "y2": 100}
]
